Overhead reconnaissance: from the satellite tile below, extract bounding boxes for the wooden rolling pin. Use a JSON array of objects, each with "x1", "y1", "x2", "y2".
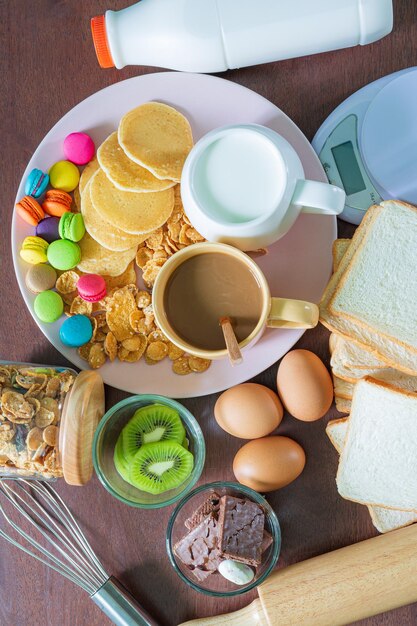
[{"x1": 179, "y1": 524, "x2": 417, "y2": 626}]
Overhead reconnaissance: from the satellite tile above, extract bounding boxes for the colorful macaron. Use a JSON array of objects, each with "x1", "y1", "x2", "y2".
[
  {"x1": 59, "y1": 212, "x2": 85, "y2": 242},
  {"x1": 20, "y1": 236, "x2": 49, "y2": 264},
  {"x1": 15, "y1": 196, "x2": 45, "y2": 226},
  {"x1": 34, "y1": 290, "x2": 64, "y2": 323},
  {"x1": 47, "y1": 239, "x2": 81, "y2": 271},
  {"x1": 25, "y1": 168, "x2": 50, "y2": 198},
  {"x1": 49, "y1": 160, "x2": 80, "y2": 192},
  {"x1": 60, "y1": 315, "x2": 93, "y2": 347},
  {"x1": 42, "y1": 189, "x2": 72, "y2": 217},
  {"x1": 63, "y1": 132, "x2": 95, "y2": 166},
  {"x1": 25, "y1": 264, "x2": 57, "y2": 294},
  {"x1": 36, "y1": 216, "x2": 60, "y2": 243},
  {"x1": 77, "y1": 274, "x2": 107, "y2": 302}
]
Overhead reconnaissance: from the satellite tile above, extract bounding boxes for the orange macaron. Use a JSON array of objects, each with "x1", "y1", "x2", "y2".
[
  {"x1": 42, "y1": 189, "x2": 72, "y2": 217},
  {"x1": 15, "y1": 196, "x2": 45, "y2": 226}
]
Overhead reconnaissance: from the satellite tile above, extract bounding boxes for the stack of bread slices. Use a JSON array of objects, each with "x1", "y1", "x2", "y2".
[{"x1": 320, "y1": 200, "x2": 417, "y2": 533}]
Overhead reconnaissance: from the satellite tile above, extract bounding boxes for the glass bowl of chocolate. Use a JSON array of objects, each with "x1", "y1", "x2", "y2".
[{"x1": 166, "y1": 481, "x2": 281, "y2": 596}]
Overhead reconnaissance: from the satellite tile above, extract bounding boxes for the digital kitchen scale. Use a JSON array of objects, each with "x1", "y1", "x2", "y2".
[{"x1": 312, "y1": 66, "x2": 417, "y2": 224}]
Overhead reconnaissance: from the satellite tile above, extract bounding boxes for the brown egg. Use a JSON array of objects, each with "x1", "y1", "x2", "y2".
[
  {"x1": 214, "y1": 383, "x2": 283, "y2": 439},
  {"x1": 277, "y1": 349, "x2": 333, "y2": 422},
  {"x1": 233, "y1": 436, "x2": 305, "y2": 492}
]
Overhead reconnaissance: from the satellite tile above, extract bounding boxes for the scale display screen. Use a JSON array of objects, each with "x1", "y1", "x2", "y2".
[{"x1": 331, "y1": 141, "x2": 366, "y2": 195}]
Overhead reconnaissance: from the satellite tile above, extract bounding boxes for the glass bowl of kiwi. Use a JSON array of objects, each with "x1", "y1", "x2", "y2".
[
  {"x1": 93, "y1": 394, "x2": 205, "y2": 508},
  {"x1": 166, "y1": 481, "x2": 281, "y2": 596}
]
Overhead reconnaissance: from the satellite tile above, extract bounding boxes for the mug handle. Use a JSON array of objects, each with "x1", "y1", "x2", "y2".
[
  {"x1": 292, "y1": 179, "x2": 345, "y2": 215},
  {"x1": 267, "y1": 298, "x2": 319, "y2": 329}
]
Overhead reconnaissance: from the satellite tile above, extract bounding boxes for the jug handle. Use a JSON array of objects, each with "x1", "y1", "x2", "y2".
[{"x1": 292, "y1": 179, "x2": 345, "y2": 215}]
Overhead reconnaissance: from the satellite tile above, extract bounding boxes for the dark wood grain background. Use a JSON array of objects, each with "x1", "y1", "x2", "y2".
[{"x1": 1, "y1": 2, "x2": 416, "y2": 625}]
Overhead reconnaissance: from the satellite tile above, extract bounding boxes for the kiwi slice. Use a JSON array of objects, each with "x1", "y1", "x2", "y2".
[
  {"x1": 114, "y1": 436, "x2": 131, "y2": 484},
  {"x1": 128, "y1": 441, "x2": 194, "y2": 494},
  {"x1": 121, "y1": 404, "x2": 185, "y2": 461},
  {"x1": 182, "y1": 436, "x2": 189, "y2": 450}
]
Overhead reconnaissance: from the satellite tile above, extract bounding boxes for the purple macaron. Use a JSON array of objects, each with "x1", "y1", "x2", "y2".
[{"x1": 36, "y1": 217, "x2": 61, "y2": 244}]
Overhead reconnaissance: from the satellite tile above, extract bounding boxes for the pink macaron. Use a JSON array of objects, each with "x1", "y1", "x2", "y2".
[
  {"x1": 77, "y1": 274, "x2": 107, "y2": 302},
  {"x1": 63, "y1": 132, "x2": 95, "y2": 165}
]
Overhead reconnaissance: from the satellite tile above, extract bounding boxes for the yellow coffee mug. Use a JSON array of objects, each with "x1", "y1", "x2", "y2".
[{"x1": 153, "y1": 242, "x2": 318, "y2": 360}]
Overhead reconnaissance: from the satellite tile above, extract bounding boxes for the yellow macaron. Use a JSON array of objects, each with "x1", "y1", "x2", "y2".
[{"x1": 20, "y1": 236, "x2": 49, "y2": 264}]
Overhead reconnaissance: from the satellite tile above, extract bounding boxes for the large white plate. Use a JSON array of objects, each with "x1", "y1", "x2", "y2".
[{"x1": 12, "y1": 72, "x2": 335, "y2": 397}]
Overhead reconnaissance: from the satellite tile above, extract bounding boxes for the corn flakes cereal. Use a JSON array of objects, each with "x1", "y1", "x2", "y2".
[
  {"x1": 0, "y1": 422, "x2": 16, "y2": 442},
  {"x1": 27, "y1": 427, "x2": 44, "y2": 451},
  {"x1": 35, "y1": 407, "x2": 55, "y2": 428},
  {"x1": 43, "y1": 448, "x2": 60, "y2": 471},
  {"x1": 145, "y1": 228, "x2": 164, "y2": 250},
  {"x1": 70, "y1": 296, "x2": 93, "y2": 317},
  {"x1": 179, "y1": 224, "x2": 192, "y2": 245},
  {"x1": 77, "y1": 342, "x2": 93, "y2": 361},
  {"x1": 119, "y1": 347, "x2": 145, "y2": 363},
  {"x1": 167, "y1": 221, "x2": 181, "y2": 242},
  {"x1": 144, "y1": 355, "x2": 159, "y2": 366},
  {"x1": 88, "y1": 343, "x2": 107, "y2": 369},
  {"x1": 106, "y1": 288, "x2": 137, "y2": 342},
  {"x1": 172, "y1": 357, "x2": 192, "y2": 376},
  {"x1": 142, "y1": 258, "x2": 167, "y2": 285},
  {"x1": 2, "y1": 391, "x2": 34, "y2": 422},
  {"x1": 146, "y1": 341, "x2": 168, "y2": 362},
  {"x1": 56, "y1": 271, "x2": 80, "y2": 294},
  {"x1": 186, "y1": 227, "x2": 204, "y2": 242},
  {"x1": 167, "y1": 342, "x2": 185, "y2": 361},
  {"x1": 136, "y1": 246, "x2": 153, "y2": 268},
  {"x1": 188, "y1": 357, "x2": 211, "y2": 373},
  {"x1": 43, "y1": 425, "x2": 58, "y2": 447},
  {"x1": 104, "y1": 332, "x2": 118, "y2": 362},
  {"x1": 40, "y1": 398, "x2": 59, "y2": 421},
  {"x1": 129, "y1": 309, "x2": 144, "y2": 332},
  {"x1": 122, "y1": 334, "x2": 147, "y2": 353},
  {"x1": 136, "y1": 291, "x2": 152, "y2": 309},
  {"x1": 148, "y1": 330, "x2": 167, "y2": 343}
]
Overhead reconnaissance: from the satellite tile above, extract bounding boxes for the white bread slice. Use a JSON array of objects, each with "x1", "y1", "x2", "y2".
[
  {"x1": 335, "y1": 396, "x2": 350, "y2": 413},
  {"x1": 332, "y1": 375, "x2": 353, "y2": 400},
  {"x1": 326, "y1": 418, "x2": 417, "y2": 533},
  {"x1": 333, "y1": 339, "x2": 387, "y2": 371},
  {"x1": 329, "y1": 201, "x2": 417, "y2": 353},
  {"x1": 326, "y1": 417, "x2": 349, "y2": 452},
  {"x1": 332, "y1": 351, "x2": 417, "y2": 391},
  {"x1": 320, "y1": 202, "x2": 417, "y2": 374},
  {"x1": 330, "y1": 240, "x2": 385, "y2": 373},
  {"x1": 329, "y1": 333, "x2": 340, "y2": 356},
  {"x1": 332, "y1": 238, "x2": 350, "y2": 272},
  {"x1": 336, "y1": 378, "x2": 417, "y2": 511}
]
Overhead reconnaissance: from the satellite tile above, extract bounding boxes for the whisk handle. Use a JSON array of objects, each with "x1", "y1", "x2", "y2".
[{"x1": 91, "y1": 576, "x2": 159, "y2": 626}]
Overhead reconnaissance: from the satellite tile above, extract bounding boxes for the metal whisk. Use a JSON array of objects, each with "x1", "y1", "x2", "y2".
[{"x1": 0, "y1": 479, "x2": 158, "y2": 626}]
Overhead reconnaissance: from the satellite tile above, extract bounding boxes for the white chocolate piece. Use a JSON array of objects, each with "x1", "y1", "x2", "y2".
[{"x1": 218, "y1": 559, "x2": 255, "y2": 585}]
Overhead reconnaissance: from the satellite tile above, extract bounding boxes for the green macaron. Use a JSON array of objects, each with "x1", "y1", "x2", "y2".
[
  {"x1": 47, "y1": 239, "x2": 81, "y2": 270},
  {"x1": 34, "y1": 290, "x2": 64, "y2": 323},
  {"x1": 59, "y1": 212, "x2": 86, "y2": 242}
]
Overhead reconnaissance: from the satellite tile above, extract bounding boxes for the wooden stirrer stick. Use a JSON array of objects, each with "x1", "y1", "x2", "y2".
[{"x1": 219, "y1": 317, "x2": 243, "y2": 366}]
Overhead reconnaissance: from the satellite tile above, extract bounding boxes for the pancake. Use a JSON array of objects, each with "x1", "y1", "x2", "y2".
[
  {"x1": 77, "y1": 232, "x2": 138, "y2": 277},
  {"x1": 79, "y1": 157, "x2": 100, "y2": 195},
  {"x1": 118, "y1": 102, "x2": 193, "y2": 182},
  {"x1": 97, "y1": 132, "x2": 176, "y2": 193},
  {"x1": 81, "y1": 180, "x2": 148, "y2": 252},
  {"x1": 90, "y1": 168, "x2": 175, "y2": 235}
]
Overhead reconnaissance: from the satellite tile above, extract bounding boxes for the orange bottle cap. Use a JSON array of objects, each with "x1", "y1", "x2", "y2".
[{"x1": 91, "y1": 15, "x2": 115, "y2": 69}]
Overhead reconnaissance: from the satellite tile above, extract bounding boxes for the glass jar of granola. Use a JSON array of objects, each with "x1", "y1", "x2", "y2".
[{"x1": 0, "y1": 362, "x2": 104, "y2": 485}]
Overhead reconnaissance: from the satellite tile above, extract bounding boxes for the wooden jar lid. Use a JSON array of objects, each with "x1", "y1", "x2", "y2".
[{"x1": 59, "y1": 370, "x2": 105, "y2": 486}]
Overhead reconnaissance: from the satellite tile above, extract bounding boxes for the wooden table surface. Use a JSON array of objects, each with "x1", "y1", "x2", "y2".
[{"x1": 1, "y1": 2, "x2": 416, "y2": 625}]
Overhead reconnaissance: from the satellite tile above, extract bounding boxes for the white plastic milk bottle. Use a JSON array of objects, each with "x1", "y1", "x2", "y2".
[{"x1": 91, "y1": 0, "x2": 393, "y2": 72}]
